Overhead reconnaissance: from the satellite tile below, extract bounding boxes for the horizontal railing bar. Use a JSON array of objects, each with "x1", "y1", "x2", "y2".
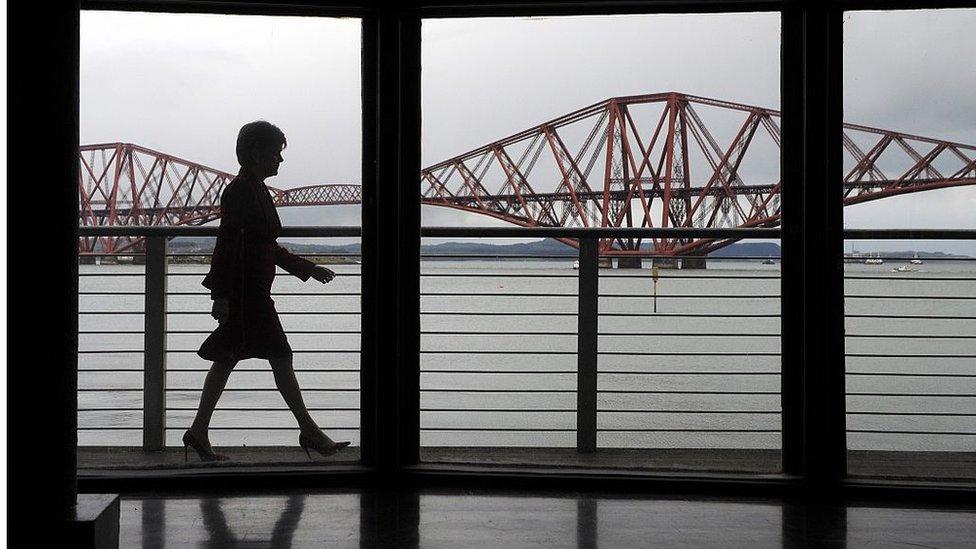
[
  {"x1": 424, "y1": 370, "x2": 780, "y2": 375},
  {"x1": 162, "y1": 330, "x2": 361, "y2": 335},
  {"x1": 422, "y1": 292, "x2": 577, "y2": 297},
  {"x1": 843, "y1": 229, "x2": 976, "y2": 239},
  {"x1": 845, "y1": 314, "x2": 976, "y2": 320},
  {"x1": 79, "y1": 350, "x2": 361, "y2": 354},
  {"x1": 596, "y1": 390, "x2": 778, "y2": 394},
  {"x1": 171, "y1": 311, "x2": 361, "y2": 315},
  {"x1": 598, "y1": 410, "x2": 780, "y2": 414},
  {"x1": 80, "y1": 311, "x2": 361, "y2": 315},
  {"x1": 599, "y1": 351, "x2": 779, "y2": 356},
  {"x1": 847, "y1": 430, "x2": 976, "y2": 435},
  {"x1": 419, "y1": 255, "x2": 783, "y2": 260},
  {"x1": 420, "y1": 389, "x2": 575, "y2": 393},
  {"x1": 422, "y1": 408, "x2": 576, "y2": 412},
  {"x1": 847, "y1": 411, "x2": 976, "y2": 416},
  {"x1": 77, "y1": 273, "x2": 144, "y2": 277},
  {"x1": 79, "y1": 311, "x2": 145, "y2": 315},
  {"x1": 598, "y1": 333, "x2": 778, "y2": 337},
  {"x1": 418, "y1": 351, "x2": 782, "y2": 356},
  {"x1": 164, "y1": 388, "x2": 359, "y2": 392},
  {"x1": 79, "y1": 407, "x2": 360, "y2": 412},
  {"x1": 846, "y1": 392, "x2": 975, "y2": 397},
  {"x1": 419, "y1": 427, "x2": 577, "y2": 432},
  {"x1": 79, "y1": 368, "x2": 361, "y2": 373},
  {"x1": 420, "y1": 350, "x2": 576, "y2": 355},
  {"x1": 845, "y1": 257, "x2": 975, "y2": 261},
  {"x1": 167, "y1": 350, "x2": 359, "y2": 354},
  {"x1": 599, "y1": 274, "x2": 782, "y2": 280},
  {"x1": 846, "y1": 354, "x2": 976, "y2": 358},
  {"x1": 79, "y1": 331, "x2": 144, "y2": 335},
  {"x1": 420, "y1": 331, "x2": 578, "y2": 336},
  {"x1": 844, "y1": 276, "x2": 976, "y2": 281},
  {"x1": 422, "y1": 273, "x2": 578, "y2": 278},
  {"x1": 602, "y1": 294, "x2": 780, "y2": 299},
  {"x1": 173, "y1": 406, "x2": 358, "y2": 411},
  {"x1": 596, "y1": 428, "x2": 780, "y2": 433},
  {"x1": 417, "y1": 428, "x2": 780, "y2": 432},
  {"x1": 77, "y1": 426, "x2": 360, "y2": 430},
  {"x1": 844, "y1": 295, "x2": 976, "y2": 300},
  {"x1": 845, "y1": 334, "x2": 976, "y2": 339},
  {"x1": 158, "y1": 272, "x2": 363, "y2": 277},
  {"x1": 165, "y1": 292, "x2": 361, "y2": 296},
  {"x1": 599, "y1": 313, "x2": 779, "y2": 318},
  {"x1": 599, "y1": 371, "x2": 779, "y2": 375},
  {"x1": 846, "y1": 372, "x2": 976, "y2": 378},
  {"x1": 423, "y1": 311, "x2": 578, "y2": 316}
]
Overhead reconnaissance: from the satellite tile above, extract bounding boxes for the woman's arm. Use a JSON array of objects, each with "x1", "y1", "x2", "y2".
[{"x1": 273, "y1": 244, "x2": 318, "y2": 281}]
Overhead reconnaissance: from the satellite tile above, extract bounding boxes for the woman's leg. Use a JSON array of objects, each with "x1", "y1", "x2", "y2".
[
  {"x1": 188, "y1": 360, "x2": 237, "y2": 438},
  {"x1": 268, "y1": 355, "x2": 322, "y2": 437}
]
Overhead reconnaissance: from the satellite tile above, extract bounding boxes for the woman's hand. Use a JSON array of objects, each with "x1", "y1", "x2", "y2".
[
  {"x1": 311, "y1": 265, "x2": 336, "y2": 283},
  {"x1": 211, "y1": 298, "x2": 229, "y2": 323}
]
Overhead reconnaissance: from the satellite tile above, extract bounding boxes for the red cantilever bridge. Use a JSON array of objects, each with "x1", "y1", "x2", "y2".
[{"x1": 80, "y1": 92, "x2": 976, "y2": 255}]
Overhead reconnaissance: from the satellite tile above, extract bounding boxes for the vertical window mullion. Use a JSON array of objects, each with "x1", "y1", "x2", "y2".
[
  {"x1": 800, "y1": 5, "x2": 848, "y2": 489},
  {"x1": 780, "y1": 5, "x2": 804, "y2": 478},
  {"x1": 363, "y1": 8, "x2": 422, "y2": 476}
]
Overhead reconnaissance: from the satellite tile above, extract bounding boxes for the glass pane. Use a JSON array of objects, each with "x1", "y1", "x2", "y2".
[
  {"x1": 420, "y1": 13, "x2": 782, "y2": 474},
  {"x1": 78, "y1": 11, "x2": 362, "y2": 471},
  {"x1": 843, "y1": 8, "x2": 976, "y2": 482}
]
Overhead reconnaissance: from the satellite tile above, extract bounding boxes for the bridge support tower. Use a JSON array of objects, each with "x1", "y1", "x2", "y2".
[{"x1": 616, "y1": 257, "x2": 643, "y2": 269}]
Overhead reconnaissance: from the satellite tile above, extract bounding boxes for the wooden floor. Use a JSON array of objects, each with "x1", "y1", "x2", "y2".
[{"x1": 78, "y1": 446, "x2": 976, "y2": 481}]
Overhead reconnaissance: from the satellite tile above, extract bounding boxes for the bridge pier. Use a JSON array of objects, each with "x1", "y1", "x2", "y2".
[
  {"x1": 652, "y1": 257, "x2": 707, "y2": 269},
  {"x1": 615, "y1": 257, "x2": 643, "y2": 269},
  {"x1": 681, "y1": 257, "x2": 707, "y2": 269},
  {"x1": 652, "y1": 257, "x2": 680, "y2": 269}
]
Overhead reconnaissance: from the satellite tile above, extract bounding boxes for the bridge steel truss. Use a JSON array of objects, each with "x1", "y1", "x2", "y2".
[{"x1": 79, "y1": 92, "x2": 976, "y2": 255}]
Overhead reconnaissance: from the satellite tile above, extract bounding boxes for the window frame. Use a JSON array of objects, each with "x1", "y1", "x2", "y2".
[{"x1": 57, "y1": 0, "x2": 976, "y2": 502}]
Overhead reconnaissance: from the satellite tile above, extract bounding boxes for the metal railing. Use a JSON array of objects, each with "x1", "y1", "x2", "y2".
[
  {"x1": 78, "y1": 226, "x2": 362, "y2": 449},
  {"x1": 416, "y1": 227, "x2": 782, "y2": 458},
  {"x1": 79, "y1": 225, "x2": 782, "y2": 456},
  {"x1": 842, "y1": 230, "x2": 976, "y2": 457},
  {"x1": 78, "y1": 226, "x2": 972, "y2": 468}
]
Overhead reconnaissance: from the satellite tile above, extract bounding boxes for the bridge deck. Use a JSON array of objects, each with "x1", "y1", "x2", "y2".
[{"x1": 77, "y1": 447, "x2": 975, "y2": 481}]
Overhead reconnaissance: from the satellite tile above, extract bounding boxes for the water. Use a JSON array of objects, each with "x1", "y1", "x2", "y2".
[{"x1": 78, "y1": 259, "x2": 976, "y2": 453}]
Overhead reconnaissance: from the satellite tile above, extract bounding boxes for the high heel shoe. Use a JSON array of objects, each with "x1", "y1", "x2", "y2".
[
  {"x1": 182, "y1": 429, "x2": 230, "y2": 462},
  {"x1": 298, "y1": 429, "x2": 350, "y2": 460}
]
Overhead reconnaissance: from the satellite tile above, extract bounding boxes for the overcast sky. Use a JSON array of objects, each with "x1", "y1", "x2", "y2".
[{"x1": 81, "y1": 9, "x2": 975, "y2": 253}]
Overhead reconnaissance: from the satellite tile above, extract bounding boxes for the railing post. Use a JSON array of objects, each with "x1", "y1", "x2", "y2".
[
  {"x1": 143, "y1": 236, "x2": 168, "y2": 451},
  {"x1": 577, "y1": 238, "x2": 599, "y2": 453}
]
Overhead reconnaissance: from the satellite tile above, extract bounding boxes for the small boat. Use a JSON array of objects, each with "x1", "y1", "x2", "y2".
[
  {"x1": 572, "y1": 260, "x2": 580, "y2": 270},
  {"x1": 864, "y1": 255, "x2": 883, "y2": 265},
  {"x1": 761, "y1": 257, "x2": 775, "y2": 265},
  {"x1": 910, "y1": 252, "x2": 923, "y2": 265},
  {"x1": 892, "y1": 265, "x2": 917, "y2": 273}
]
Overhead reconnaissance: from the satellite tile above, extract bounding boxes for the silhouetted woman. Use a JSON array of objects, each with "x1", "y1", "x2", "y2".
[{"x1": 182, "y1": 121, "x2": 350, "y2": 462}]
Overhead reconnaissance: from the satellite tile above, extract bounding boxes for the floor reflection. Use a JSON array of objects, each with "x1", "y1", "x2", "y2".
[{"x1": 120, "y1": 489, "x2": 976, "y2": 548}]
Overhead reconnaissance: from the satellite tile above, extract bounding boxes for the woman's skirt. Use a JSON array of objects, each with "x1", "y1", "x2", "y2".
[{"x1": 197, "y1": 295, "x2": 292, "y2": 362}]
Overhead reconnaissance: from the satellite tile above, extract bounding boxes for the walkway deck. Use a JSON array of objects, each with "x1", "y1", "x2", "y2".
[{"x1": 77, "y1": 447, "x2": 975, "y2": 481}]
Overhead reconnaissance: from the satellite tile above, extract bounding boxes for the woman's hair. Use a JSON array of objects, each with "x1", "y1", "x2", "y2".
[{"x1": 236, "y1": 120, "x2": 287, "y2": 166}]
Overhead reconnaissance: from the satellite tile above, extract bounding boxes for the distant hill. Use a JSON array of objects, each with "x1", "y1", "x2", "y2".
[{"x1": 168, "y1": 237, "x2": 970, "y2": 259}]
